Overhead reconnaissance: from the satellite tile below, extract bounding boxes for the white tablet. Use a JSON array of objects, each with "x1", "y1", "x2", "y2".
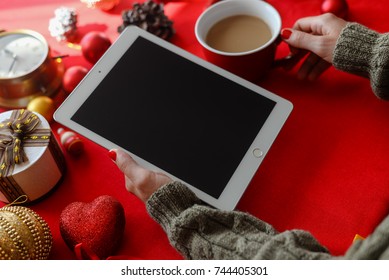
[{"x1": 54, "y1": 26, "x2": 292, "y2": 210}]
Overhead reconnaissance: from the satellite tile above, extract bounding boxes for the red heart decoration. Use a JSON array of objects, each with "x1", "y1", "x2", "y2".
[{"x1": 60, "y1": 195, "x2": 125, "y2": 259}]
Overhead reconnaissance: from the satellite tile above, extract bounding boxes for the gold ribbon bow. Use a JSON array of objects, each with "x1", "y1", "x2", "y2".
[
  {"x1": 0, "y1": 110, "x2": 42, "y2": 166},
  {"x1": 0, "y1": 110, "x2": 60, "y2": 203}
]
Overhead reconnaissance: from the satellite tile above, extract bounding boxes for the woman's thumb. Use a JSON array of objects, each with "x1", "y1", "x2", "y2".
[{"x1": 109, "y1": 148, "x2": 139, "y2": 175}]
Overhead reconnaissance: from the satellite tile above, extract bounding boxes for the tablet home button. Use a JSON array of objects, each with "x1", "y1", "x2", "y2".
[{"x1": 253, "y1": 148, "x2": 264, "y2": 158}]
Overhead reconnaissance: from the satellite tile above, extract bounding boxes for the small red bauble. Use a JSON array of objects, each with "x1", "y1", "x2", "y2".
[
  {"x1": 62, "y1": 66, "x2": 89, "y2": 94},
  {"x1": 80, "y1": 31, "x2": 112, "y2": 64},
  {"x1": 321, "y1": 0, "x2": 348, "y2": 19}
]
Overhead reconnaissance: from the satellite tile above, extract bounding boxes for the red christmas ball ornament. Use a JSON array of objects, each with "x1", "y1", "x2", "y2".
[
  {"x1": 80, "y1": 31, "x2": 112, "y2": 64},
  {"x1": 321, "y1": 0, "x2": 348, "y2": 19},
  {"x1": 62, "y1": 66, "x2": 89, "y2": 94},
  {"x1": 57, "y1": 128, "x2": 84, "y2": 155}
]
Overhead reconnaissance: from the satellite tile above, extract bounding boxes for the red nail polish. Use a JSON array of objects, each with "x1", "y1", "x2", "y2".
[
  {"x1": 108, "y1": 149, "x2": 117, "y2": 161},
  {"x1": 281, "y1": 29, "x2": 292, "y2": 40}
]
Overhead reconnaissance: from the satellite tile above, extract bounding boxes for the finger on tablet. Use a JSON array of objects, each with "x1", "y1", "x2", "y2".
[{"x1": 112, "y1": 149, "x2": 140, "y2": 176}]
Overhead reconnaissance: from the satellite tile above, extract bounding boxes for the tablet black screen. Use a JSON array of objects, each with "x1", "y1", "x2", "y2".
[{"x1": 71, "y1": 37, "x2": 276, "y2": 198}]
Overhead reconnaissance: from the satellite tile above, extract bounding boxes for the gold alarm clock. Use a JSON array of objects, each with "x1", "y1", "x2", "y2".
[{"x1": 0, "y1": 29, "x2": 64, "y2": 108}]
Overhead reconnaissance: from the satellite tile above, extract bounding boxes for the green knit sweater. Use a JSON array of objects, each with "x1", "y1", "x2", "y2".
[
  {"x1": 147, "y1": 181, "x2": 389, "y2": 260},
  {"x1": 333, "y1": 23, "x2": 389, "y2": 100},
  {"x1": 146, "y1": 23, "x2": 389, "y2": 260}
]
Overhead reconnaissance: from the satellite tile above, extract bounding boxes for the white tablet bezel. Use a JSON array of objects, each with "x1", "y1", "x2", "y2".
[{"x1": 54, "y1": 26, "x2": 292, "y2": 211}]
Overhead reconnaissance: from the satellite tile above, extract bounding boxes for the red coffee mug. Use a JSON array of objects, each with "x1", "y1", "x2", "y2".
[{"x1": 195, "y1": 0, "x2": 282, "y2": 82}]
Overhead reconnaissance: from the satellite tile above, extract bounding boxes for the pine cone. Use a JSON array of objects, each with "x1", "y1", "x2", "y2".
[{"x1": 118, "y1": 0, "x2": 175, "y2": 40}]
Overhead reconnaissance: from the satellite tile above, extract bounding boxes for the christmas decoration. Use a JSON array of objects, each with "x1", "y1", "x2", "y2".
[
  {"x1": 321, "y1": 0, "x2": 348, "y2": 19},
  {"x1": 80, "y1": 0, "x2": 120, "y2": 11},
  {"x1": 62, "y1": 66, "x2": 89, "y2": 94},
  {"x1": 57, "y1": 128, "x2": 84, "y2": 155},
  {"x1": 48, "y1": 7, "x2": 78, "y2": 42},
  {"x1": 0, "y1": 198, "x2": 53, "y2": 260},
  {"x1": 80, "y1": 32, "x2": 112, "y2": 64},
  {"x1": 26, "y1": 96, "x2": 56, "y2": 123},
  {"x1": 60, "y1": 195, "x2": 125, "y2": 259},
  {"x1": 0, "y1": 109, "x2": 65, "y2": 203},
  {"x1": 118, "y1": 0, "x2": 175, "y2": 40}
]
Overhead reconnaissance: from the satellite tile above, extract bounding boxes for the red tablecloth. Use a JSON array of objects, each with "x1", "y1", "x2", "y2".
[{"x1": 1, "y1": 0, "x2": 389, "y2": 260}]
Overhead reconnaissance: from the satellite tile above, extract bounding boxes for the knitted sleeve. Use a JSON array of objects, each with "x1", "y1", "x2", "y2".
[
  {"x1": 333, "y1": 23, "x2": 389, "y2": 100},
  {"x1": 344, "y1": 215, "x2": 389, "y2": 259},
  {"x1": 146, "y1": 181, "x2": 332, "y2": 260}
]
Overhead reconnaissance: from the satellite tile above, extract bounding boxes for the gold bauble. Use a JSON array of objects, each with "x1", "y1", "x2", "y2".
[
  {"x1": 0, "y1": 205, "x2": 53, "y2": 260},
  {"x1": 80, "y1": 0, "x2": 120, "y2": 11},
  {"x1": 26, "y1": 96, "x2": 55, "y2": 123}
]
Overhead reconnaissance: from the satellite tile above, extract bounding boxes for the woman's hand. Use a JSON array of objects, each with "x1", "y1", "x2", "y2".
[
  {"x1": 281, "y1": 13, "x2": 347, "y2": 80},
  {"x1": 109, "y1": 149, "x2": 172, "y2": 202}
]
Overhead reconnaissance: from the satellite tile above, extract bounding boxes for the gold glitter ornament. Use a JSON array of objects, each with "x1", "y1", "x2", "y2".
[
  {"x1": 0, "y1": 200, "x2": 52, "y2": 260},
  {"x1": 26, "y1": 96, "x2": 56, "y2": 123}
]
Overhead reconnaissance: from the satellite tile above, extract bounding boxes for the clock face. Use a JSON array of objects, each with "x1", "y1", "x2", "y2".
[{"x1": 0, "y1": 32, "x2": 48, "y2": 79}]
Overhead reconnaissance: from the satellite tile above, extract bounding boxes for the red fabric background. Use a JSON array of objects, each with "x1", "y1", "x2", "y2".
[{"x1": 1, "y1": 0, "x2": 389, "y2": 260}]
